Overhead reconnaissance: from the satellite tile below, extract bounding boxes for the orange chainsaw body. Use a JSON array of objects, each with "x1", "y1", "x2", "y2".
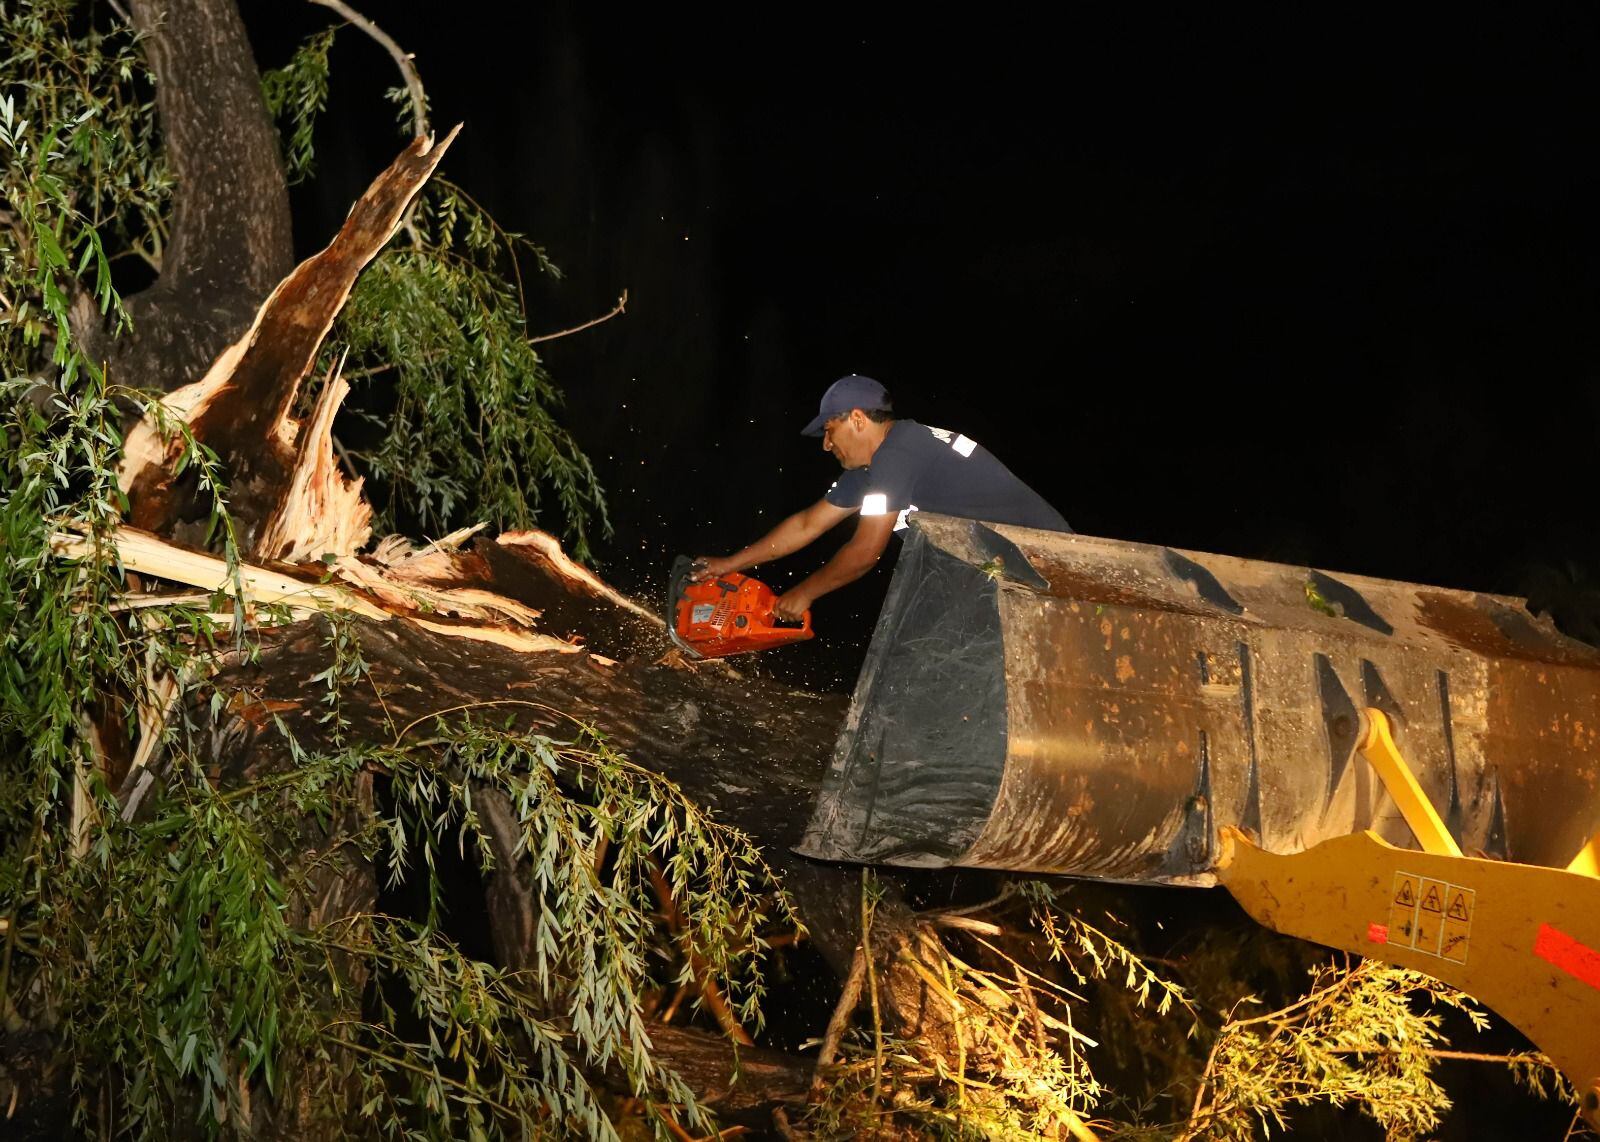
[{"x1": 668, "y1": 557, "x2": 813, "y2": 659}]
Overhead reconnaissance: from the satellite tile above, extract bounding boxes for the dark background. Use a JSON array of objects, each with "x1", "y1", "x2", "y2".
[{"x1": 250, "y1": 3, "x2": 1600, "y2": 691}]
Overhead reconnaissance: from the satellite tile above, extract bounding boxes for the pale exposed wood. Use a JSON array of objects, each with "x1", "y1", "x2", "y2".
[
  {"x1": 117, "y1": 330, "x2": 256, "y2": 490},
  {"x1": 926, "y1": 914, "x2": 1005, "y2": 936},
  {"x1": 52, "y1": 527, "x2": 390, "y2": 619},
  {"x1": 107, "y1": 591, "x2": 213, "y2": 612},
  {"x1": 69, "y1": 721, "x2": 99, "y2": 860},
  {"x1": 372, "y1": 523, "x2": 487, "y2": 565},
  {"x1": 497, "y1": 529, "x2": 664, "y2": 627},
  {"x1": 130, "y1": 670, "x2": 182, "y2": 777},
  {"x1": 812, "y1": 945, "x2": 867, "y2": 1085},
  {"x1": 409, "y1": 617, "x2": 574, "y2": 654},
  {"x1": 119, "y1": 129, "x2": 462, "y2": 550},
  {"x1": 254, "y1": 369, "x2": 374, "y2": 562},
  {"x1": 332, "y1": 555, "x2": 541, "y2": 628},
  {"x1": 49, "y1": 526, "x2": 579, "y2": 656}
]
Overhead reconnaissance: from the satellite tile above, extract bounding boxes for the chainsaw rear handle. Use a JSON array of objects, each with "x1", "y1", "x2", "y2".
[{"x1": 768, "y1": 608, "x2": 812, "y2": 632}]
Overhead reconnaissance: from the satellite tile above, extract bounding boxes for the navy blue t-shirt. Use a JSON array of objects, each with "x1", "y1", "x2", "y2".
[{"x1": 824, "y1": 420, "x2": 1071, "y2": 533}]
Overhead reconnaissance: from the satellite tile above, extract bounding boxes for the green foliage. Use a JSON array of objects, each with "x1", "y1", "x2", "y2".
[
  {"x1": 0, "y1": 0, "x2": 169, "y2": 333},
  {"x1": 808, "y1": 879, "x2": 1563, "y2": 1141},
  {"x1": 1184, "y1": 959, "x2": 1485, "y2": 1140},
  {"x1": 322, "y1": 179, "x2": 609, "y2": 558},
  {"x1": 58, "y1": 775, "x2": 298, "y2": 1127},
  {"x1": 1026, "y1": 882, "x2": 1197, "y2": 1021},
  {"x1": 260, "y1": 25, "x2": 336, "y2": 184},
  {"x1": 36, "y1": 702, "x2": 791, "y2": 1138},
  {"x1": 0, "y1": 12, "x2": 188, "y2": 1031},
  {"x1": 4, "y1": 6, "x2": 609, "y2": 558},
  {"x1": 1304, "y1": 577, "x2": 1339, "y2": 619}
]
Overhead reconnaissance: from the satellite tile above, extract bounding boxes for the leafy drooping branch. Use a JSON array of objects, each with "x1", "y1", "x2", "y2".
[
  {"x1": 1179, "y1": 958, "x2": 1492, "y2": 1140},
  {"x1": 0, "y1": 0, "x2": 169, "y2": 309},
  {"x1": 320, "y1": 178, "x2": 610, "y2": 556},
  {"x1": 261, "y1": 25, "x2": 336, "y2": 184},
  {"x1": 44, "y1": 701, "x2": 794, "y2": 1138}
]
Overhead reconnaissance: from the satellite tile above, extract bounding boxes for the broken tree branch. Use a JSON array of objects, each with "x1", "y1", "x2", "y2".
[
  {"x1": 120, "y1": 130, "x2": 460, "y2": 550},
  {"x1": 49, "y1": 525, "x2": 578, "y2": 655}
]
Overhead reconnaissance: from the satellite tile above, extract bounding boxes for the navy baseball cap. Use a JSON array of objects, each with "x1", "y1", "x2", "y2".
[{"x1": 801, "y1": 374, "x2": 892, "y2": 436}]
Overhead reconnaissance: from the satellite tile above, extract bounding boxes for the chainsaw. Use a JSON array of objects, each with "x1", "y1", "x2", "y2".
[{"x1": 667, "y1": 555, "x2": 814, "y2": 659}]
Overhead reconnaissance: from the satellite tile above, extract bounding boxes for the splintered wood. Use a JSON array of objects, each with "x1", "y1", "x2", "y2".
[
  {"x1": 50, "y1": 526, "x2": 579, "y2": 655},
  {"x1": 254, "y1": 369, "x2": 373, "y2": 562},
  {"x1": 99, "y1": 132, "x2": 664, "y2": 663},
  {"x1": 119, "y1": 128, "x2": 461, "y2": 553}
]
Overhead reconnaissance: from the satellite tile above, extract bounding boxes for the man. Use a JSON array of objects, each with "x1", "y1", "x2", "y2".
[{"x1": 694, "y1": 374, "x2": 1070, "y2": 620}]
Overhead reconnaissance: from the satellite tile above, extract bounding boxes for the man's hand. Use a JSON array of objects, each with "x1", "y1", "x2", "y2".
[
  {"x1": 689, "y1": 555, "x2": 739, "y2": 583},
  {"x1": 773, "y1": 588, "x2": 814, "y2": 623}
]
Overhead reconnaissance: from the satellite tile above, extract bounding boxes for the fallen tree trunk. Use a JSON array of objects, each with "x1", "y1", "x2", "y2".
[{"x1": 79, "y1": 130, "x2": 974, "y2": 1132}]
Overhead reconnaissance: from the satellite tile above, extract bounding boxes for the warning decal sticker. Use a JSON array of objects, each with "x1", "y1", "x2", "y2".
[
  {"x1": 1382, "y1": 871, "x2": 1474, "y2": 966},
  {"x1": 1441, "y1": 887, "x2": 1474, "y2": 964},
  {"x1": 1387, "y1": 873, "x2": 1420, "y2": 949}
]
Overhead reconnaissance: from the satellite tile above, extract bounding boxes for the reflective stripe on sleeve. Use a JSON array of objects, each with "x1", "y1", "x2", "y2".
[
  {"x1": 952, "y1": 434, "x2": 977, "y2": 457},
  {"x1": 861, "y1": 492, "x2": 888, "y2": 516}
]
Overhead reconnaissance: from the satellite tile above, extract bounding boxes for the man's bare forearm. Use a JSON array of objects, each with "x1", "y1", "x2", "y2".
[
  {"x1": 720, "y1": 510, "x2": 819, "y2": 571},
  {"x1": 792, "y1": 543, "x2": 879, "y2": 601}
]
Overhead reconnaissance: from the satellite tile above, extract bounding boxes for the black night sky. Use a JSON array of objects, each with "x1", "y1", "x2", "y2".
[{"x1": 251, "y1": 4, "x2": 1600, "y2": 690}]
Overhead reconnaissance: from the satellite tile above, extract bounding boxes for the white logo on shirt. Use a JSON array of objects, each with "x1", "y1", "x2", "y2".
[{"x1": 926, "y1": 426, "x2": 977, "y2": 457}]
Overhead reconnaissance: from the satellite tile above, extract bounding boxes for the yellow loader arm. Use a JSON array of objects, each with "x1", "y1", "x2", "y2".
[{"x1": 1218, "y1": 709, "x2": 1600, "y2": 1130}]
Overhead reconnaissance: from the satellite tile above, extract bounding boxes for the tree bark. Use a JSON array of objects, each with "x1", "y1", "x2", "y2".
[{"x1": 82, "y1": 0, "x2": 296, "y2": 397}]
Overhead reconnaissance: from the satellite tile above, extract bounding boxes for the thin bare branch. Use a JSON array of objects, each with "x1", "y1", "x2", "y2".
[
  {"x1": 528, "y1": 290, "x2": 629, "y2": 345},
  {"x1": 306, "y1": 0, "x2": 428, "y2": 138},
  {"x1": 812, "y1": 945, "x2": 867, "y2": 1086}
]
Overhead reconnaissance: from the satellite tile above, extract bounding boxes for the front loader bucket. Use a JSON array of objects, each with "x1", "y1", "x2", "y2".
[{"x1": 796, "y1": 514, "x2": 1600, "y2": 882}]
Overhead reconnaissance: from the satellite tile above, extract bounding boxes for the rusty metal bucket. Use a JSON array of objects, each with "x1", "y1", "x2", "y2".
[{"x1": 796, "y1": 514, "x2": 1600, "y2": 882}]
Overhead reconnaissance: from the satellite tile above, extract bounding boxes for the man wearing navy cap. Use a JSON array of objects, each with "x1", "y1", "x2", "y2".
[{"x1": 694, "y1": 375, "x2": 1069, "y2": 621}]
